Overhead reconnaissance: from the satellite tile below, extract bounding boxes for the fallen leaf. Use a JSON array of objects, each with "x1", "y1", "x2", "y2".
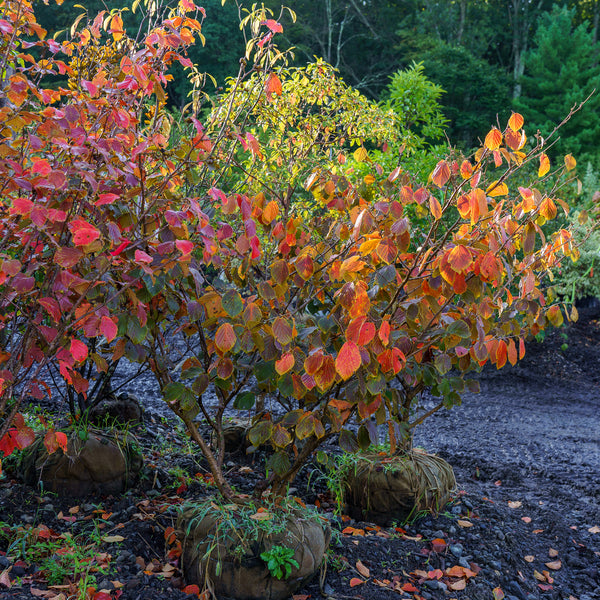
[
  {"x1": 521, "y1": 516, "x2": 532, "y2": 523},
  {"x1": 0, "y1": 569, "x2": 12, "y2": 588},
  {"x1": 533, "y1": 570, "x2": 546, "y2": 582},
  {"x1": 492, "y1": 587, "x2": 505, "y2": 600},
  {"x1": 538, "y1": 583, "x2": 554, "y2": 591},
  {"x1": 427, "y1": 569, "x2": 444, "y2": 580},
  {"x1": 292, "y1": 595, "x2": 310, "y2": 600},
  {"x1": 102, "y1": 535, "x2": 125, "y2": 543},
  {"x1": 588, "y1": 525, "x2": 600, "y2": 534},
  {"x1": 457, "y1": 519, "x2": 473, "y2": 528},
  {"x1": 182, "y1": 584, "x2": 200, "y2": 595},
  {"x1": 401, "y1": 582, "x2": 418, "y2": 592},
  {"x1": 533, "y1": 529, "x2": 544, "y2": 534},
  {"x1": 548, "y1": 548, "x2": 559, "y2": 558},
  {"x1": 448, "y1": 578, "x2": 467, "y2": 591},
  {"x1": 249, "y1": 511, "x2": 272, "y2": 521},
  {"x1": 355, "y1": 560, "x2": 370, "y2": 578},
  {"x1": 524, "y1": 555, "x2": 535, "y2": 563},
  {"x1": 349, "y1": 577, "x2": 364, "y2": 587},
  {"x1": 545, "y1": 560, "x2": 561, "y2": 570},
  {"x1": 68, "y1": 506, "x2": 80, "y2": 514},
  {"x1": 431, "y1": 538, "x2": 447, "y2": 553},
  {"x1": 508, "y1": 501, "x2": 522, "y2": 509}
]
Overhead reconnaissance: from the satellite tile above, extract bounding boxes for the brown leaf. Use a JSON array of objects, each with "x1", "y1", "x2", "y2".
[
  {"x1": 508, "y1": 501, "x2": 522, "y2": 509},
  {"x1": 548, "y1": 548, "x2": 559, "y2": 558},
  {"x1": 524, "y1": 555, "x2": 535, "y2": 563},
  {"x1": 545, "y1": 560, "x2": 562, "y2": 571},
  {"x1": 355, "y1": 560, "x2": 370, "y2": 578},
  {"x1": 457, "y1": 519, "x2": 473, "y2": 528},
  {"x1": 448, "y1": 579, "x2": 467, "y2": 591}
]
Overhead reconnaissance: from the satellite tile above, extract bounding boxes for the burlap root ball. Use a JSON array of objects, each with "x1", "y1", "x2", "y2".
[
  {"x1": 178, "y1": 504, "x2": 330, "y2": 600},
  {"x1": 343, "y1": 450, "x2": 456, "y2": 526},
  {"x1": 19, "y1": 429, "x2": 143, "y2": 497}
]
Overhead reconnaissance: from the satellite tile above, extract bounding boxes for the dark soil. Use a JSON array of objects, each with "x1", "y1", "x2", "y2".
[{"x1": 1, "y1": 306, "x2": 599, "y2": 600}]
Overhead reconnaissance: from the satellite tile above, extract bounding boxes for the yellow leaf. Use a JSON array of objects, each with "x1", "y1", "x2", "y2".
[
  {"x1": 353, "y1": 146, "x2": 368, "y2": 162},
  {"x1": 358, "y1": 239, "x2": 380, "y2": 255},
  {"x1": 363, "y1": 174, "x2": 376, "y2": 185},
  {"x1": 508, "y1": 112, "x2": 524, "y2": 131},
  {"x1": 564, "y1": 154, "x2": 576, "y2": 171},
  {"x1": 484, "y1": 127, "x2": 502, "y2": 150},
  {"x1": 486, "y1": 180, "x2": 508, "y2": 197},
  {"x1": 102, "y1": 535, "x2": 125, "y2": 543},
  {"x1": 538, "y1": 153, "x2": 550, "y2": 177}
]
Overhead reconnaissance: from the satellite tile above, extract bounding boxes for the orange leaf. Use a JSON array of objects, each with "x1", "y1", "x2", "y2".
[
  {"x1": 356, "y1": 560, "x2": 370, "y2": 578},
  {"x1": 539, "y1": 197, "x2": 557, "y2": 220},
  {"x1": 447, "y1": 245, "x2": 473, "y2": 273},
  {"x1": 349, "y1": 578, "x2": 364, "y2": 588},
  {"x1": 262, "y1": 200, "x2": 279, "y2": 223},
  {"x1": 275, "y1": 352, "x2": 295, "y2": 375},
  {"x1": 538, "y1": 153, "x2": 550, "y2": 177},
  {"x1": 335, "y1": 341, "x2": 362, "y2": 380},
  {"x1": 484, "y1": 127, "x2": 502, "y2": 150},
  {"x1": 431, "y1": 160, "x2": 450, "y2": 187},
  {"x1": 508, "y1": 112, "x2": 524, "y2": 131},
  {"x1": 429, "y1": 195, "x2": 442, "y2": 220},
  {"x1": 460, "y1": 160, "x2": 473, "y2": 179},
  {"x1": 265, "y1": 73, "x2": 282, "y2": 101},
  {"x1": 215, "y1": 323, "x2": 236, "y2": 353}
]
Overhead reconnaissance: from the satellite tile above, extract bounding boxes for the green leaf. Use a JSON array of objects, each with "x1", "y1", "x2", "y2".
[
  {"x1": 254, "y1": 361, "x2": 275, "y2": 382},
  {"x1": 434, "y1": 353, "x2": 452, "y2": 375},
  {"x1": 267, "y1": 451, "x2": 291, "y2": 476},
  {"x1": 163, "y1": 382, "x2": 187, "y2": 402},
  {"x1": 222, "y1": 289, "x2": 244, "y2": 317},
  {"x1": 249, "y1": 420, "x2": 273, "y2": 446},
  {"x1": 376, "y1": 264, "x2": 397, "y2": 287},
  {"x1": 357, "y1": 424, "x2": 371, "y2": 450},
  {"x1": 277, "y1": 373, "x2": 294, "y2": 396},
  {"x1": 339, "y1": 429, "x2": 359, "y2": 453},
  {"x1": 233, "y1": 391, "x2": 255, "y2": 410},
  {"x1": 447, "y1": 320, "x2": 471, "y2": 338}
]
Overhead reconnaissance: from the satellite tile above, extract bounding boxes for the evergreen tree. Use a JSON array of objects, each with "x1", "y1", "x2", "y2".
[{"x1": 515, "y1": 5, "x2": 600, "y2": 164}]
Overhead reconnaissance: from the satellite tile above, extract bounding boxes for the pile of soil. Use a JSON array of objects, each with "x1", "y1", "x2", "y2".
[{"x1": 1, "y1": 306, "x2": 598, "y2": 600}]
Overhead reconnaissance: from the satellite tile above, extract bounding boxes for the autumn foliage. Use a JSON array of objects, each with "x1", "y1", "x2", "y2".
[{"x1": 0, "y1": 0, "x2": 583, "y2": 497}]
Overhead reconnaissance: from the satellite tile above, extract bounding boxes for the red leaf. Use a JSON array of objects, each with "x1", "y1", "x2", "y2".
[
  {"x1": 15, "y1": 426, "x2": 35, "y2": 449},
  {"x1": 100, "y1": 316, "x2": 118, "y2": 342},
  {"x1": 349, "y1": 577, "x2": 364, "y2": 588},
  {"x1": 263, "y1": 19, "x2": 283, "y2": 33},
  {"x1": 69, "y1": 218, "x2": 101, "y2": 246},
  {"x1": 31, "y1": 158, "x2": 52, "y2": 176},
  {"x1": 176, "y1": 240, "x2": 194, "y2": 256},
  {"x1": 110, "y1": 240, "x2": 130, "y2": 256},
  {"x1": 38, "y1": 297, "x2": 61, "y2": 323},
  {"x1": 96, "y1": 193, "x2": 120, "y2": 206},
  {"x1": 70, "y1": 339, "x2": 88, "y2": 362},
  {"x1": 335, "y1": 341, "x2": 362, "y2": 380},
  {"x1": 215, "y1": 323, "x2": 236, "y2": 353}
]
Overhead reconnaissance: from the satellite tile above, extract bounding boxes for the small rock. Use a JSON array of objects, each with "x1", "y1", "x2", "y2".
[
  {"x1": 125, "y1": 577, "x2": 140, "y2": 590},
  {"x1": 449, "y1": 543, "x2": 464, "y2": 557},
  {"x1": 489, "y1": 559, "x2": 502, "y2": 570},
  {"x1": 424, "y1": 580, "x2": 442, "y2": 589},
  {"x1": 459, "y1": 557, "x2": 471, "y2": 569},
  {"x1": 507, "y1": 581, "x2": 527, "y2": 600},
  {"x1": 451, "y1": 504, "x2": 462, "y2": 515},
  {"x1": 432, "y1": 529, "x2": 445, "y2": 539},
  {"x1": 0, "y1": 556, "x2": 10, "y2": 568},
  {"x1": 96, "y1": 579, "x2": 114, "y2": 591}
]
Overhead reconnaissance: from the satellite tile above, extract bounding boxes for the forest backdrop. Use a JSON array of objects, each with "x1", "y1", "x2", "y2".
[{"x1": 34, "y1": 0, "x2": 600, "y2": 168}]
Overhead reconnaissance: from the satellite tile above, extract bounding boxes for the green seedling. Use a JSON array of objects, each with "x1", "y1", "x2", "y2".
[{"x1": 260, "y1": 545, "x2": 299, "y2": 580}]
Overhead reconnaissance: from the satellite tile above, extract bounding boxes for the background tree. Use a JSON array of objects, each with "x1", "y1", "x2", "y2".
[{"x1": 515, "y1": 5, "x2": 600, "y2": 165}]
